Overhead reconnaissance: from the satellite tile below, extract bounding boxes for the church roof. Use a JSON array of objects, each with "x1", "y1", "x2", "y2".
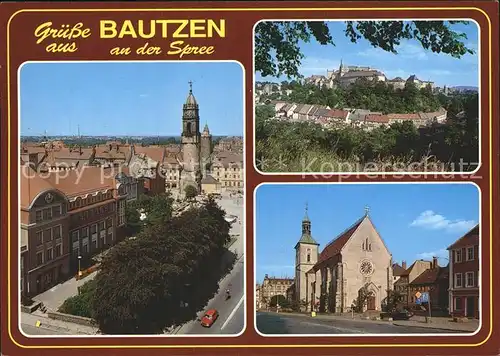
[
  {"x1": 185, "y1": 92, "x2": 197, "y2": 105},
  {"x1": 316, "y1": 215, "x2": 366, "y2": 264},
  {"x1": 297, "y1": 232, "x2": 318, "y2": 245}
]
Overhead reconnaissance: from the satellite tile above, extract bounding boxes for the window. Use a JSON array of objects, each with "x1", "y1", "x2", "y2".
[
  {"x1": 20, "y1": 256, "x2": 24, "y2": 292},
  {"x1": 455, "y1": 273, "x2": 463, "y2": 288},
  {"x1": 46, "y1": 248, "x2": 53, "y2": 261},
  {"x1": 52, "y1": 225, "x2": 61, "y2": 239},
  {"x1": 455, "y1": 297, "x2": 463, "y2": 310},
  {"x1": 71, "y1": 230, "x2": 79, "y2": 244},
  {"x1": 466, "y1": 272, "x2": 475, "y2": 287},
  {"x1": 43, "y1": 228, "x2": 52, "y2": 242},
  {"x1": 52, "y1": 205, "x2": 62, "y2": 217},
  {"x1": 36, "y1": 251, "x2": 44, "y2": 266},
  {"x1": 467, "y1": 247, "x2": 474, "y2": 261},
  {"x1": 36, "y1": 231, "x2": 43, "y2": 245},
  {"x1": 118, "y1": 200, "x2": 126, "y2": 226},
  {"x1": 35, "y1": 210, "x2": 43, "y2": 223},
  {"x1": 55, "y1": 244, "x2": 62, "y2": 257},
  {"x1": 43, "y1": 207, "x2": 53, "y2": 220},
  {"x1": 455, "y1": 249, "x2": 462, "y2": 263}
]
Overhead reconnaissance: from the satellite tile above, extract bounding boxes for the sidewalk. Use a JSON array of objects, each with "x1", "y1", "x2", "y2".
[
  {"x1": 20, "y1": 312, "x2": 99, "y2": 335},
  {"x1": 273, "y1": 311, "x2": 479, "y2": 332}
]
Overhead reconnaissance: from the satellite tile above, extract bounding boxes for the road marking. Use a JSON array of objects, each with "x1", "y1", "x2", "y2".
[{"x1": 221, "y1": 295, "x2": 244, "y2": 330}]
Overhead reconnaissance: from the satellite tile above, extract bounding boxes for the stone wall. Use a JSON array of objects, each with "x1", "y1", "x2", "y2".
[{"x1": 47, "y1": 311, "x2": 95, "y2": 327}]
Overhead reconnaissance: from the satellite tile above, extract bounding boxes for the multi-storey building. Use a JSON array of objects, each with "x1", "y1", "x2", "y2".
[
  {"x1": 260, "y1": 275, "x2": 294, "y2": 308},
  {"x1": 448, "y1": 225, "x2": 479, "y2": 318},
  {"x1": 20, "y1": 165, "x2": 138, "y2": 297}
]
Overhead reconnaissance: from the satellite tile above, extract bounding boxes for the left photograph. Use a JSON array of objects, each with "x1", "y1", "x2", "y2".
[{"x1": 18, "y1": 61, "x2": 245, "y2": 336}]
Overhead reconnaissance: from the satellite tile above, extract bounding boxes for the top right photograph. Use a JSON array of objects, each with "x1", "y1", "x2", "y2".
[{"x1": 254, "y1": 20, "x2": 479, "y2": 174}]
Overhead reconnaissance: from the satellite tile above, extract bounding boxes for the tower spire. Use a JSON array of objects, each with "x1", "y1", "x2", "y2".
[
  {"x1": 364, "y1": 205, "x2": 370, "y2": 216},
  {"x1": 188, "y1": 80, "x2": 193, "y2": 93}
]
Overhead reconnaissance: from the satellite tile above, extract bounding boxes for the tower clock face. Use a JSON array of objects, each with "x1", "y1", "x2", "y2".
[
  {"x1": 184, "y1": 110, "x2": 196, "y2": 119},
  {"x1": 360, "y1": 260, "x2": 374, "y2": 275}
]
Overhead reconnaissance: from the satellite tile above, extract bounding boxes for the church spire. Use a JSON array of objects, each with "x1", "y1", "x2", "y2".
[
  {"x1": 364, "y1": 205, "x2": 370, "y2": 216},
  {"x1": 295, "y1": 203, "x2": 318, "y2": 247}
]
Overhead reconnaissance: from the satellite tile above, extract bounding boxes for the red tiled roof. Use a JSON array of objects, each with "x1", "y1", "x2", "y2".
[
  {"x1": 448, "y1": 224, "x2": 479, "y2": 249},
  {"x1": 365, "y1": 114, "x2": 389, "y2": 123},
  {"x1": 327, "y1": 109, "x2": 349, "y2": 119},
  {"x1": 387, "y1": 113, "x2": 420, "y2": 120},
  {"x1": 317, "y1": 216, "x2": 365, "y2": 265},
  {"x1": 392, "y1": 263, "x2": 407, "y2": 276},
  {"x1": 410, "y1": 266, "x2": 448, "y2": 286}
]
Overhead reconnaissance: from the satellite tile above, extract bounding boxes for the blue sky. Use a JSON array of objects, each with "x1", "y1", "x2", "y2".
[
  {"x1": 255, "y1": 183, "x2": 480, "y2": 284},
  {"x1": 20, "y1": 61, "x2": 243, "y2": 136},
  {"x1": 256, "y1": 20, "x2": 479, "y2": 87}
]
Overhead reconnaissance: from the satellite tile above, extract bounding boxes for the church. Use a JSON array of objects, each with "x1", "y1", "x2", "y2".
[{"x1": 294, "y1": 205, "x2": 394, "y2": 313}]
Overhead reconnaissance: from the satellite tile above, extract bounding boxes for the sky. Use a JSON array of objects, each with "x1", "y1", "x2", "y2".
[
  {"x1": 20, "y1": 61, "x2": 243, "y2": 137},
  {"x1": 255, "y1": 20, "x2": 479, "y2": 88},
  {"x1": 255, "y1": 183, "x2": 480, "y2": 284}
]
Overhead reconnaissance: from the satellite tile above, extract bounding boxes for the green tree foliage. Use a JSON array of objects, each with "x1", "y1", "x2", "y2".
[
  {"x1": 127, "y1": 193, "x2": 174, "y2": 230},
  {"x1": 90, "y1": 198, "x2": 232, "y2": 334},
  {"x1": 384, "y1": 290, "x2": 405, "y2": 312},
  {"x1": 255, "y1": 21, "x2": 475, "y2": 78},
  {"x1": 256, "y1": 93, "x2": 478, "y2": 172},
  {"x1": 184, "y1": 185, "x2": 198, "y2": 199},
  {"x1": 269, "y1": 295, "x2": 287, "y2": 308},
  {"x1": 58, "y1": 279, "x2": 97, "y2": 318}
]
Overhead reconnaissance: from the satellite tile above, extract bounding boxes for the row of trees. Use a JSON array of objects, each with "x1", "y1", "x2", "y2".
[
  {"x1": 59, "y1": 197, "x2": 233, "y2": 334},
  {"x1": 255, "y1": 91, "x2": 478, "y2": 172}
]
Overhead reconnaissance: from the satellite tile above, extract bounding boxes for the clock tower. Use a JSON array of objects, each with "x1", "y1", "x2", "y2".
[{"x1": 180, "y1": 81, "x2": 202, "y2": 194}]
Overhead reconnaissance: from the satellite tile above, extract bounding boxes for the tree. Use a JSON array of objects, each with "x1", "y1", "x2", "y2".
[
  {"x1": 58, "y1": 279, "x2": 97, "y2": 318},
  {"x1": 125, "y1": 201, "x2": 142, "y2": 236},
  {"x1": 90, "y1": 200, "x2": 231, "y2": 334},
  {"x1": 184, "y1": 185, "x2": 198, "y2": 200},
  {"x1": 135, "y1": 193, "x2": 173, "y2": 227},
  {"x1": 385, "y1": 290, "x2": 404, "y2": 312},
  {"x1": 353, "y1": 285, "x2": 372, "y2": 313},
  {"x1": 269, "y1": 294, "x2": 287, "y2": 308},
  {"x1": 255, "y1": 21, "x2": 475, "y2": 78}
]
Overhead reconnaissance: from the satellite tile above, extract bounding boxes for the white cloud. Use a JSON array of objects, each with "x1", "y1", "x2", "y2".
[
  {"x1": 410, "y1": 210, "x2": 476, "y2": 233},
  {"x1": 139, "y1": 94, "x2": 149, "y2": 98},
  {"x1": 416, "y1": 248, "x2": 449, "y2": 260},
  {"x1": 299, "y1": 57, "x2": 340, "y2": 76},
  {"x1": 357, "y1": 42, "x2": 428, "y2": 61}
]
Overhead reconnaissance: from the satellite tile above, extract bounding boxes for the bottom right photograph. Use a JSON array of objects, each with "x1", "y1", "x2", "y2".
[{"x1": 254, "y1": 183, "x2": 481, "y2": 336}]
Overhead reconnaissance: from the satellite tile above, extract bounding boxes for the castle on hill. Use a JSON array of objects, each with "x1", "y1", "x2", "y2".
[{"x1": 305, "y1": 60, "x2": 434, "y2": 90}]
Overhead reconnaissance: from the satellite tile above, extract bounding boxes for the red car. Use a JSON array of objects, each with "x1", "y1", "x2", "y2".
[{"x1": 200, "y1": 309, "x2": 219, "y2": 327}]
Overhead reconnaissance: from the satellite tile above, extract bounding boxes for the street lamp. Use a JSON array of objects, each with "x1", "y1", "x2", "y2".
[{"x1": 78, "y1": 255, "x2": 82, "y2": 277}]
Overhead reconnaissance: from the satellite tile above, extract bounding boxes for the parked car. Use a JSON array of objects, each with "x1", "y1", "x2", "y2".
[
  {"x1": 391, "y1": 309, "x2": 414, "y2": 320},
  {"x1": 200, "y1": 309, "x2": 219, "y2": 327}
]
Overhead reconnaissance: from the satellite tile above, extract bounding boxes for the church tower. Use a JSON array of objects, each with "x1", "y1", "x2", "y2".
[
  {"x1": 294, "y1": 203, "x2": 319, "y2": 308},
  {"x1": 180, "y1": 81, "x2": 202, "y2": 194},
  {"x1": 200, "y1": 123, "x2": 213, "y2": 178}
]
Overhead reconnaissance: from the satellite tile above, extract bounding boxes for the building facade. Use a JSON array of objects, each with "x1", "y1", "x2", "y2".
[
  {"x1": 293, "y1": 206, "x2": 394, "y2": 313},
  {"x1": 260, "y1": 275, "x2": 294, "y2": 309},
  {"x1": 20, "y1": 165, "x2": 136, "y2": 297},
  {"x1": 448, "y1": 225, "x2": 480, "y2": 318}
]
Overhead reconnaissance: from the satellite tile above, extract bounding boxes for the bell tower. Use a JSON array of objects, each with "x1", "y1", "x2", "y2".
[
  {"x1": 294, "y1": 203, "x2": 319, "y2": 309},
  {"x1": 180, "y1": 81, "x2": 202, "y2": 194}
]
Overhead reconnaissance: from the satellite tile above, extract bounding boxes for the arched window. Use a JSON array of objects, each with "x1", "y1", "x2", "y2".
[{"x1": 186, "y1": 122, "x2": 192, "y2": 133}]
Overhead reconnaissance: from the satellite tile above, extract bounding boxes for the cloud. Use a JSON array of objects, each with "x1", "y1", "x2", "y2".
[
  {"x1": 139, "y1": 94, "x2": 149, "y2": 98},
  {"x1": 299, "y1": 57, "x2": 340, "y2": 76},
  {"x1": 410, "y1": 210, "x2": 476, "y2": 233},
  {"x1": 357, "y1": 42, "x2": 428, "y2": 61},
  {"x1": 416, "y1": 248, "x2": 449, "y2": 260}
]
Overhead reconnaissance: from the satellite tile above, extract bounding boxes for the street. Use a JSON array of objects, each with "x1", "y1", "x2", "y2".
[
  {"x1": 20, "y1": 323, "x2": 72, "y2": 335},
  {"x1": 179, "y1": 254, "x2": 244, "y2": 335},
  {"x1": 256, "y1": 312, "x2": 463, "y2": 334},
  {"x1": 176, "y1": 192, "x2": 245, "y2": 335}
]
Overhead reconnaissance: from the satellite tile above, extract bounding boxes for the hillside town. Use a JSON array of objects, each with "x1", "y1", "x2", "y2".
[
  {"x1": 268, "y1": 101, "x2": 447, "y2": 131},
  {"x1": 19, "y1": 84, "x2": 245, "y2": 335},
  {"x1": 256, "y1": 206, "x2": 479, "y2": 334}
]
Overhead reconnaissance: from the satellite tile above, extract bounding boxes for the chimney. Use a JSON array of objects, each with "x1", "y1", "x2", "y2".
[
  {"x1": 402, "y1": 260, "x2": 407, "y2": 269},
  {"x1": 265, "y1": 274, "x2": 269, "y2": 279},
  {"x1": 432, "y1": 256, "x2": 438, "y2": 269}
]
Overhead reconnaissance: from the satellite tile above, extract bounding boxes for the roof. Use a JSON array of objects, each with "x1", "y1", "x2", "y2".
[
  {"x1": 298, "y1": 104, "x2": 313, "y2": 115},
  {"x1": 365, "y1": 114, "x2": 389, "y2": 123},
  {"x1": 315, "y1": 108, "x2": 331, "y2": 117},
  {"x1": 316, "y1": 215, "x2": 366, "y2": 265},
  {"x1": 447, "y1": 224, "x2": 479, "y2": 249},
  {"x1": 185, "y1": 89, "x2": 197, "y2": 105},
  {"x1": 410, "y1": 266, "x2": 448, "y2": 286},
  {"x1": 388, "y1": 77, "x2": 405, "y2": 82},
  {"x1": 201, "y1": 175, "x2": 219, "y2": 184},
  {"x1": 132, "y1": 146, "x2": 165, "y2": 164},
  {"x1": 387, "y1": 113, "x2": 420, "y2": 120},
  {"x1": 327, "y1": 109, "x2": 349, "y2": 119},
  {"x1": 392, "y1": 263, "x2": 407, "y2": 276}
]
